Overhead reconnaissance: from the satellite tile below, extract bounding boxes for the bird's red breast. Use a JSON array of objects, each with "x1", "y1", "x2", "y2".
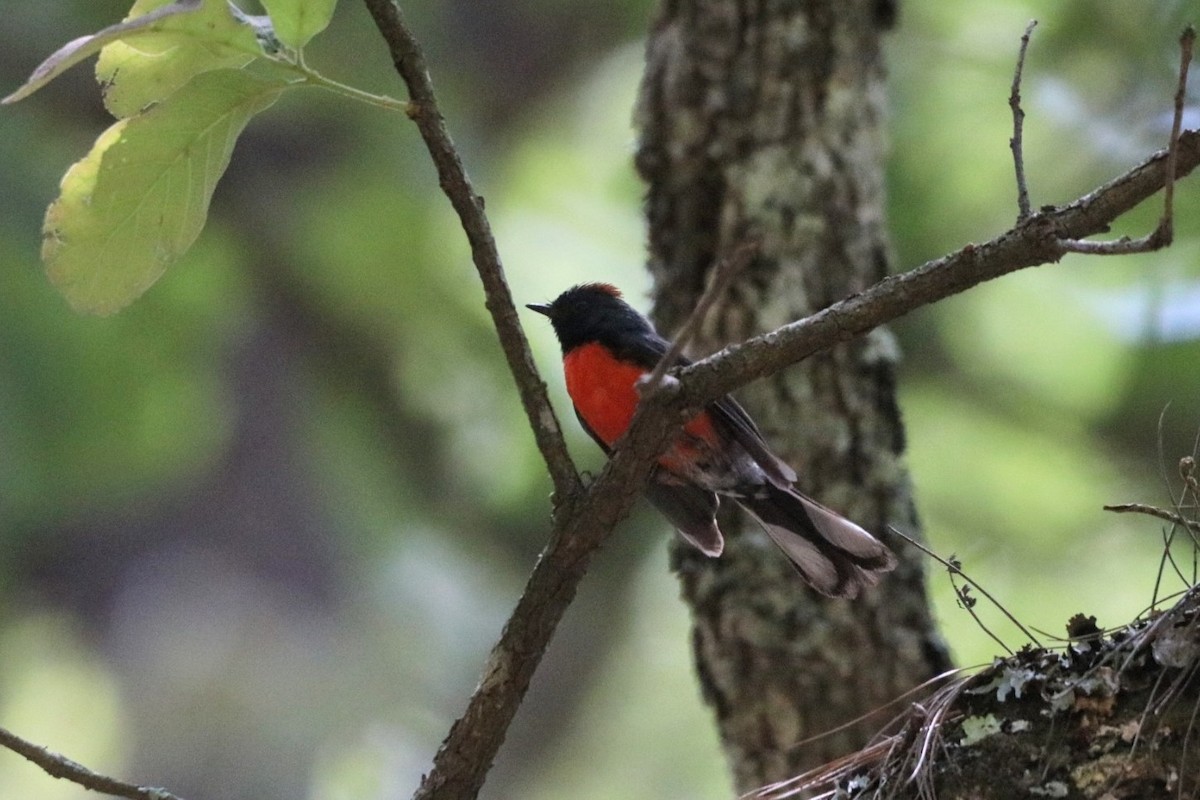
[{"x1": 563, "y1": 342, "x2": 717, "y2": 472}]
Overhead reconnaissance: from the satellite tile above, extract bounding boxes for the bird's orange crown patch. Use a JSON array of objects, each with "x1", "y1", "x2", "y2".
[{"x1": 580, "y1": 282, "x2": 622, "y2": 298}]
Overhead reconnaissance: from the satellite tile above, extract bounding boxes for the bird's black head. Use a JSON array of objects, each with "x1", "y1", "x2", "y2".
[{"x1": 527, "y1": 283, "x2": 656, "y2": 354}]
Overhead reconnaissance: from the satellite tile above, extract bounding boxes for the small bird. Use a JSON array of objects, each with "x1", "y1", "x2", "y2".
[{"x1": 528, "y1": 282, "x2": 897, "y2": 599}]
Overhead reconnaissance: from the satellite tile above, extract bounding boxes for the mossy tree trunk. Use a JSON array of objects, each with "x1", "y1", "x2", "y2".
[{"x1": 635, "y1": 0, "x2": 952, "y2": 791}]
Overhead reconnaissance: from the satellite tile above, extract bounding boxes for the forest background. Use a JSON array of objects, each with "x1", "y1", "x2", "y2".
[{"x1": 0, "y1": 1, "x2": 1198, "y2": 799}]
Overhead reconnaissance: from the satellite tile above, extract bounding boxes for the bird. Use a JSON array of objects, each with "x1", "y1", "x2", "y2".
[{"x1": 527, "y1": 282, "x2": 897, "y2": 599}]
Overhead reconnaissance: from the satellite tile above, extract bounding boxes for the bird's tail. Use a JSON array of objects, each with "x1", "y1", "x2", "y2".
[{"x1": 737, "y1": 484, "x2": 897, "y2": 599}]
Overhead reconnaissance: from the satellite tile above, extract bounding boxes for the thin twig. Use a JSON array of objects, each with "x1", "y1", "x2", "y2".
[
  {"x1": 1058, "y1": 25, "x2": 1194, "y2": 254},
  {"x1": 889, "y1": 527, "x2": 1044, "y2": 648},
  {"x1": 1103, "y1": 502, "x2": 1200, "y2": 536},
  {"x1": 1010, "y1": 19, "x2": 1038, "y2": 221},
  {"x1": 639, "y1": 238, "x2": 759, "y2": 396},
  {"x1": 359, "y1": 0, "x2": 580, "y2": 504},
  {"x1": 1161, "y1": 26, "x2": 1195, "y2": 245},
  {"x1": 749, "y1": 672, "x2": 975, "y2": 800},
  {"x1": 0, "y1": 727, "x2": 183, "y2": 800},
  {"x1": 779, "y1": 667, "x2": 966, "y2": 754},
  {"x1": 949, "y1": 573, "x2": 1015, "y2": 657},
  {"x1": 1157, "y1": 524, "x2": 1191, "y2": 601}
]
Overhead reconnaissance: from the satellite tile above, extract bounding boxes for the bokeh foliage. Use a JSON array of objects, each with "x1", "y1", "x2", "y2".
[{"x1": 0, "y1": 1, "x2": 1198, "y2": 799}]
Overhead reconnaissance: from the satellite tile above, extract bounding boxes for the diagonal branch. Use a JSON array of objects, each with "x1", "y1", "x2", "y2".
[
  {"x1": 410, "y1": 387, "x2": 679, "y2": 800},
  {"x1": 672, "y1": 128, "x2": 1200, "y2": 410},
  {"x1": 360, "y1": 0, "x2": 580, "y2": 504},
  {"x1": 1103, "y1": 503, "x2": 1200, "y2": 537},
  {"x1": 0, "y1": 726, "x2": 184, "y2": 800}
]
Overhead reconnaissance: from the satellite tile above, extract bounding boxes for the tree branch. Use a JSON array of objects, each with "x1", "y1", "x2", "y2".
[
  {"x1": 410, "y1": 378, "x2": 681, "y2": 800},
  {"x1": 638, "y1": 238, "x2": 758, "y2": 396},
  {"x1": 1009, "y1": 19, "x2": 1038, "y2": 221},
  {"x1": 0, "y1": 726, "x2": 183, "y2": 800},
  {"x1": 349, "y1": 6, "x2": 1200, "y2": 797},
  {"x1": 360, "y1": 0, "x2": 580, "y2": 504},
  {"x1": 672, "y1": 128, "x2": 1200, "y2": 409},
  {"x1": 1058, "y1": 25, "x2": 1193, "y2": 255},
  {"x1": 1103, "y1": 503, "x2": 1200, "y2": 537}
]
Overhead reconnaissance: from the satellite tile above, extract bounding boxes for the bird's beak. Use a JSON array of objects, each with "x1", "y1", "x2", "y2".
[{"x1": 526, "y1": 302, "x2": 552, "y2": 316}]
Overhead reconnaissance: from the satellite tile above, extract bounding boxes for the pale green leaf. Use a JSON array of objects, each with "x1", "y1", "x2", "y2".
[
  {"x1": 43, "y1": 69, "x2": 286, "y2": 315},
  {"x1": 260, "y1": 0, "x2": 338, "y2": 50},
  {"x1": 96, "y1": 0, "x2": 264, "y2": 118},
  {"x1": 2, "y1": 0, "x2": 205, "y2": 105}
]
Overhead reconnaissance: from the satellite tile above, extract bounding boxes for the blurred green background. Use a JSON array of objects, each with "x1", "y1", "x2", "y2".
[{"x1": 1, "y1": 1, "x2": 1198, "y2": 798}]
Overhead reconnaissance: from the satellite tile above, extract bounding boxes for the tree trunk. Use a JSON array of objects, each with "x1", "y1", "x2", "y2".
[{"x1": 635, "y1": 0, "x2": 951, "y2": 792}]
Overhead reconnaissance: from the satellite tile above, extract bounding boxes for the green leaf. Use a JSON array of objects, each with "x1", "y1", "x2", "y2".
[
  {"x1": 260, "y1": 0, "x2": 338, "y2": 50},
  {"x1": 2, "y1": 0, "x2": 202, "y2": 105},
  {"x1": 43, "y1": 69, "x2": 286, "y2": 315},
  {"x1": 96, "y1": 0, "x2": 263, "y2": 118}
]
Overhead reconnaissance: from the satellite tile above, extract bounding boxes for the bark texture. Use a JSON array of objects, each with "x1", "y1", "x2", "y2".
[
  {"x1": 635, "y1": 0, "x2": 951, "y2": 791},
  {"x1": 925, "y1": 640, "x2": 1200, "y2": 799},
  {"x1": 770, "y1": 601, "x2": 1200, "y2": 799}
]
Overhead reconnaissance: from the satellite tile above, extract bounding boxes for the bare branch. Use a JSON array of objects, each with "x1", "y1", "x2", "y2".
[
  {"x1": 1161, "y1": 25, "x2": 1195, "y2": 242},
  {"x1": 0, "y1": 727, "x2": 183, "y2": 800},
  {"x1": 1058, "y1": 25, "x2": 1194, "y2": 254},
  {"x1": 410, "y1": 404, "x2": 672, "y2": 800},
  {"x1": 1009, "y1": 19, "x2": 1038, "y2": 221},
  {"x1": 359, "y1": 0, "x2": 580, "y2": 504},
  {"x1": 673, "y1": 128, "x2": 1200, "y2": 410},
  {"x1": 889, "y1": 527, "x2": 1043, "y2": 649},
  {"x1": 1103, "y1": 502, "x2": 1200, "y2": 536},
  {"x1": 639, "y1": 238, "x2": 759, "y2": 396}
]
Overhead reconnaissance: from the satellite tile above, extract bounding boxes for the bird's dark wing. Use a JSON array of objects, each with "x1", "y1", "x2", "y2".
[
  {"x1": 575, "y1": 409, "x2": 723, "y2": 557},
  {"x1": 708, "y1": 394, "x2": 798, "y2": 488},
  {"x1": 643, "y1": 478, "x2": 723, "y2": 557}
]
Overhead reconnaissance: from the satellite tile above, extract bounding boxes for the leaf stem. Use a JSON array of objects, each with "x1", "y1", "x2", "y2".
[{"x1": 292, "y1": 64, "x2": 409, "y2": 112}]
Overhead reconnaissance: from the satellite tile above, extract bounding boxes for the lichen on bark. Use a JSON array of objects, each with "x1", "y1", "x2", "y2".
[{"x1": 760, "y1": 599, "x2": 1200, "y2": 799}]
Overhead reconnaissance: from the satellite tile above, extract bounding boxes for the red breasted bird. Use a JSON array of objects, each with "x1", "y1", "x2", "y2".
[{"x1": 528, "y1": 282, "x2": 897, "y2": 599}]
